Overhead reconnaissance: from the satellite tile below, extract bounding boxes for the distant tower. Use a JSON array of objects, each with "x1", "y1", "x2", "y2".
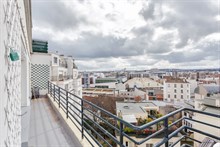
[
  {"x1": 83, "y1": 72, "x2": 90, "y2": 88},
  {"x1": 196, "y1": 72, "x2": 200, "y2": 81},
  {"x1": 172, "y1": 70, "x2": 178, "y2": 78}
]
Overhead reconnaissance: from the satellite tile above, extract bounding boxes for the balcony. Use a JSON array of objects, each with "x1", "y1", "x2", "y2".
[
  {"x1": 47, "y1": 82, "x2": 220, "y2": 147},
  {"x1": 28, "y1": 97, "x2": 82, "y2": 147}
]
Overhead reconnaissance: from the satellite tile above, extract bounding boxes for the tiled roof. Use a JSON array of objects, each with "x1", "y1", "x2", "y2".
[{"x1": 166, "y1": 77, "x2": 188, "y2": 83}]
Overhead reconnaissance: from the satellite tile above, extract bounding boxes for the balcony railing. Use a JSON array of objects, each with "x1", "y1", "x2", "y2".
[{"x1": 48, "y1": 82, "x2": 220, "y2": 147}]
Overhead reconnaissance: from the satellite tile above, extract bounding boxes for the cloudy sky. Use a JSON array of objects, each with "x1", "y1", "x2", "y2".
[{"x1": 32, "y1": 0, "x2": 220, "y2": 71}]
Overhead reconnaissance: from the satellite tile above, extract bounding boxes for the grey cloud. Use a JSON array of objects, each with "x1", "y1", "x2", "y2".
[
  {"x1": 140, "y1": 0, "x2": 219, "y2": 48},
  {"x1": 151, "y1": 39, "x2": 219, "y2": 63},
  {"x1": 139, "y1": 1, "x2": 155, "y2": 20},
  {"x1": 105, "y1": 13, "x2": 119, "y2": 21},
  {"x1": 48, "y1": 33, "x2": 145, "y2": 58},
  {"x1": 131, "y1": 25, "x2": 154, "y2": 36},
  {"x1": 32, "y1": 0, "x2": 88, "y2": 30},
  {"x1": 32, "y1": 0, "x2": 219, "y2": 70},
  {"x1": 128, "y1": 58, "x2": 157, "y2": 66}
]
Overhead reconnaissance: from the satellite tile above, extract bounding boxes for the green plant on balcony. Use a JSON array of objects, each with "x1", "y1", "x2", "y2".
[
  {"x1": 156, "y1": 113, "x2": 163, "y2": 118},
  {"x1": 137, "y1": 117, "x2": 147, "y2": 126},
  {"x1": 123, "y1": 127, "x2": 135, "y2": 134}
]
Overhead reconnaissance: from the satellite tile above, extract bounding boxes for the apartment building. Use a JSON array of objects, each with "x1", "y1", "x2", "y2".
[
  {"x1": 31, "y1": 52, "x2": 82, "y2": 98},
  {"x1": 0, "y1": 0, "x2": 32, "y2": 146},
  {"x1": 163, "y1": 77, "x2": 190, "y2": 102}
]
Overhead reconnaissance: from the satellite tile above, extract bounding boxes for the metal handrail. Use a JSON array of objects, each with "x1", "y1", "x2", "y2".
[{"x1": 48, "y1": 81, "x2": 220, "y2": 147}]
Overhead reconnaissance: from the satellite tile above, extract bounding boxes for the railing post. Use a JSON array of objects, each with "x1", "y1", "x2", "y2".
[
  {"x1": 53, "y1": 84, "x2": 55, "y2": 101},
  {"x1": 66, "y1": 91, "x2": 68, "y2": 118},
  {"x1": 164, "y1": 118, "x2": 169, "y2": 147},
  {"x1": 81, "y1": 100, "x2": 84, "y2": 139},
  {"x1": 184, "y1": 112, "x2": 188, "y2": 134},
  {"x1": 120, "y1": 122, "x2": 124, "y2": 147},
  {"x1": 58, "y1": 87, "x2": 60, "y2": 108}
]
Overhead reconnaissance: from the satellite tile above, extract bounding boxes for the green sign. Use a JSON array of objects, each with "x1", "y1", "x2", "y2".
[{"x1": 9, "y1": 50, "x2": 19, "y2": 61}]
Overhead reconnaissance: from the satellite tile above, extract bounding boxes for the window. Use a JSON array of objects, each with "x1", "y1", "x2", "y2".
[
  {"x1": 174, "y1": 95, "x2": 176, "y2": 98},
  {"x1": 54, "y1": 57, "x2": 58, "y2": 64},
  {"x1": 181, "y1": 95, "x2": 183, "y2": 99},
  {"x1": 146, "y1": 144, "x2": 153, "y2": 147},
  {"x1": 181, "y1": 90, "x2": 183, "y2": 93},
  {"x1": 65, "y1": 84, "x2": 68, "y2": 90},
  {"x1": 174, "y1": 84, "x2": 177, "y2": 88},
  {"x1": 126, "y1": 141, "x2": 129, "y2": 147},
  {"x1": 174, "y1": 89, "x2": 177, "y2": 93},
  {"x1": 168, "y1": 84, "x2": 170, "y2": 87},
  {"x1": 168, "y1": 94, "x2": 170, "y2": 98},
  {"x1": 181, "y1": 84, "x2": 183, "y2": 88}
]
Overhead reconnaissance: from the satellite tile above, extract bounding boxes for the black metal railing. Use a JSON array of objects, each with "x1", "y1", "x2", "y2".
[{"x1": 48, "y1": 82, "x2": 220, "y2": 147}]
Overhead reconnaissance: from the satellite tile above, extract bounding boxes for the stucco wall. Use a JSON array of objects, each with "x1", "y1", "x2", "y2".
[
  {"x1": 193, "y1": 113, "x2": 220, "y2": 147},
  {"x1": 31, "y1": 53, "x2": 51, "y2": 95},
  {"x1": 0, "y1": 0, "x2": 32, "y2": 146}
]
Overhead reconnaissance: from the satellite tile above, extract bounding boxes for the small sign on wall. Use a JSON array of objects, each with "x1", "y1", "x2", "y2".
[{"x1": 9, "y1": 49, "x2": 19, "y2": 61}]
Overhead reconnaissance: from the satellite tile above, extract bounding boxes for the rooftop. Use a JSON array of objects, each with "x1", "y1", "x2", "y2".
[{"x1": 166, "y1": 77, "x2": 188, "y2": 83}]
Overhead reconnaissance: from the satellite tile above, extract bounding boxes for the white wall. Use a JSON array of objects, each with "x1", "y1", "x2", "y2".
[
  {"x1": 31, "y1": 53, "x2": 51, "y2": 65},
  {"x1": 21, "y1": 57, "x2": 31, "y2": 106},
  {"x1": 193, "y1": 114, "x2": 220, "y2": 147},
  {"x1": 31, "y1": 53, "x2": 51, "y2": 95},
  {"x1": 187, "y1": 79, "x2": 198, "y2": 94},
  {"x1": 0, "y1": 0, "x2": 32, "y2": 146},
  {"x1": 164, "y1": 82, "x2": 190, "y2": 102}
]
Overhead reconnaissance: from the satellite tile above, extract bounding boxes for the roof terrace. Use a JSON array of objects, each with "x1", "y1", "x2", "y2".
[{"x1": 28, "y1": 81, "x2": 220, "y2": 147}]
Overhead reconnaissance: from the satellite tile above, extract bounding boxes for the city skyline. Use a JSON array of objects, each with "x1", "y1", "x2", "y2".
[{"x1": 32, "y1": 0, "x2": 220, "y2": 70}]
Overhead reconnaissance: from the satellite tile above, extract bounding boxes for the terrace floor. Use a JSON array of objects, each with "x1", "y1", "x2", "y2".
[{"x1": 28, "y1": 97, "x2": 82, "y2": 147}]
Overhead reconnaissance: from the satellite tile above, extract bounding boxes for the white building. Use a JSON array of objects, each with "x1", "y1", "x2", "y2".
[
  {"x1": 0, "y1": 0, "x2": 32, "y2": 146},
  {"x1": 193, "y1": 94, "x2": 220, "y2": 147},
  {"x1": 194, "y1": 85, "x2": 219, "y2": 100},
  {"x1": 124, "y1": 77, "x2": 163, "y2": 89},
  {"x1": 31, "y1": 52, "x2": 82, "y2": 98},
  {"x1": 163, "y1": 78, "x2": 190, "y2": 102}
]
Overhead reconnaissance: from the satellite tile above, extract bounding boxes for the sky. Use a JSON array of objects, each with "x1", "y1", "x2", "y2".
[{"x1": 32, "y1": 0, "x2": 220, "y2": 71}]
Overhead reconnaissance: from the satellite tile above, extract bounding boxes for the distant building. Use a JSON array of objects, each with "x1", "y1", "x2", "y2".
[
  {"x1": 128, "y1": 72, "x2": 150, "y2": 79},
  {"x1": 90, "y1": 77, "x2": 117, "y2": 89},
  {"x1": 119, "y1": 87, "x2": 148, "y2": 101},
  {"x1": 82, "y1": 88, "x2": 116, "y2": 97},
  {"x1": 82, "y1": 72, "x2": 91, "y2": 88},
  {"x1": 115, "y1": 78, "x2": 163, "y2": 101},
  {"x1": 163, "y1": 77, "x2": 190, "y2": 102},
  {"x1": 194, "y1": 85, "x2": 220, "y2": 99},
  {"x1": 123, "y1": 77, "x2": 163, "y2": 89}
]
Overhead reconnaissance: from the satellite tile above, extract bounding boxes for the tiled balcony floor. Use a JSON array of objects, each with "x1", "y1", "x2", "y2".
[{"x1": 28, "y1": 97, "x2": 82, "y2": 147}]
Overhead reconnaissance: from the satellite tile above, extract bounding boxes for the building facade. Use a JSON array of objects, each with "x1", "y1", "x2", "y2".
[
  {"x1": 163, "y1": 78, "x2": 190, "y2": 102},
  {"x1": 31, "y1": 52, "x2": 82, "y2": 98},
  {"x1": 0, "y1": 0, "x2": 32, "y2": 146}
]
